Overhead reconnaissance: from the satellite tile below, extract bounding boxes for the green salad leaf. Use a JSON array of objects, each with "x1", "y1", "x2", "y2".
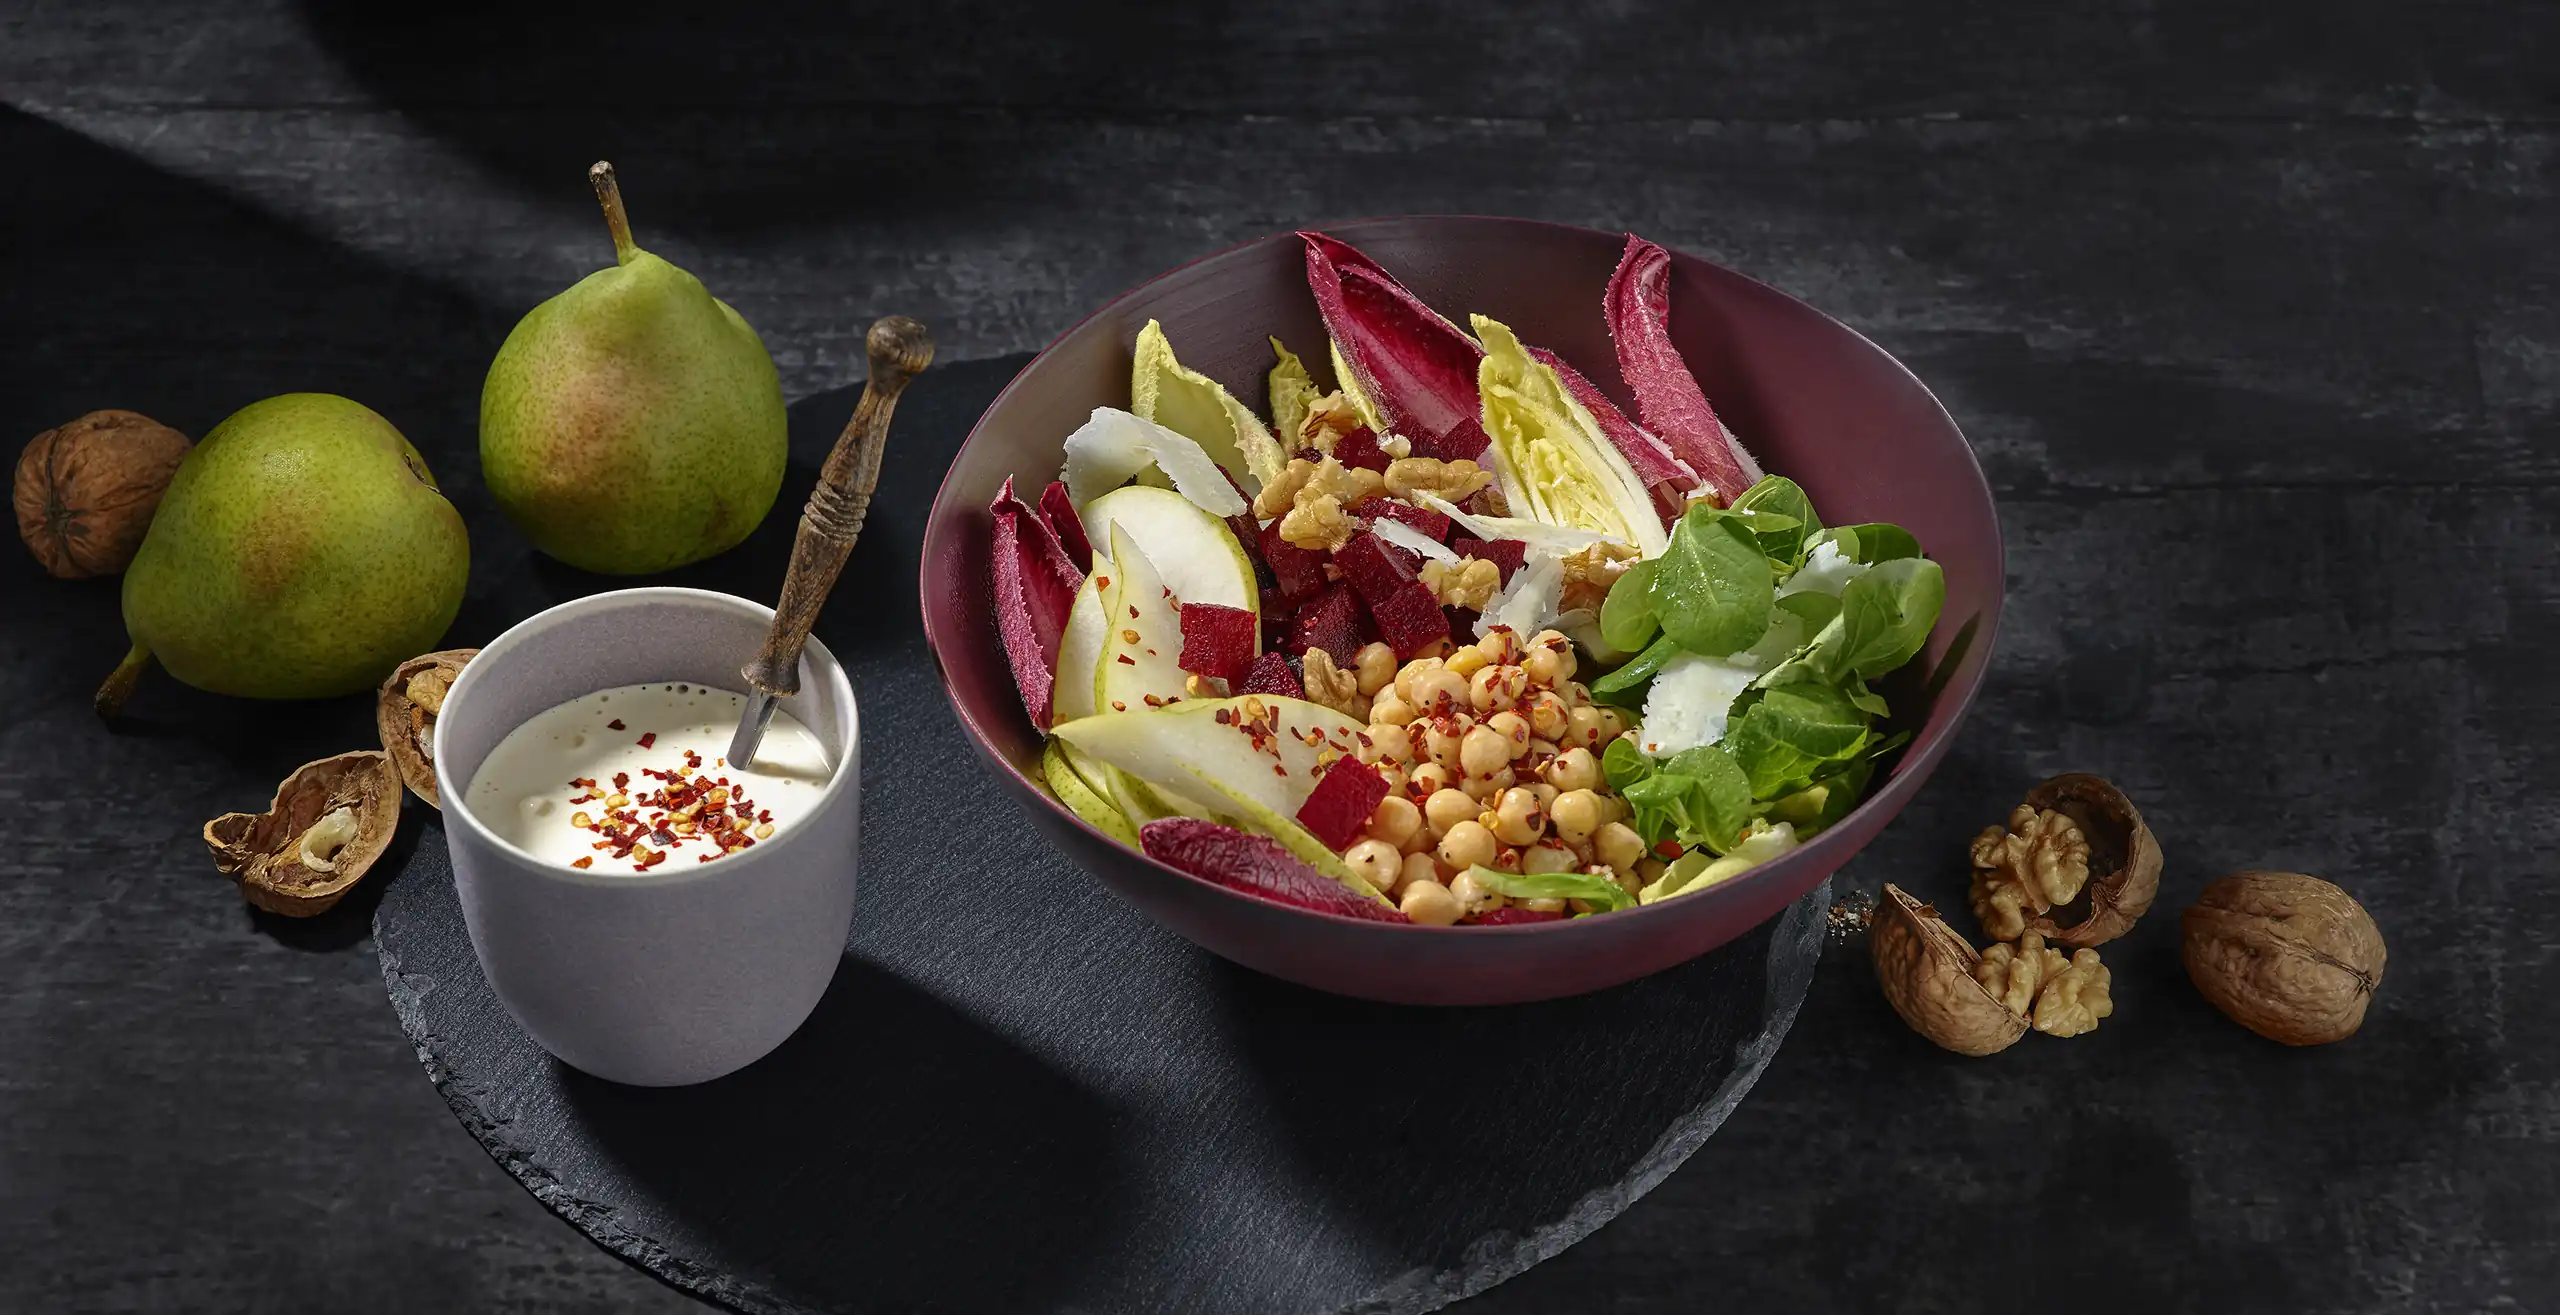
[
  {"x1": 1729, "y1": 475, "x2": 1821, "y2": 570},
  {"x1": 1468, "y1": 865, "x2": 1634, "y2": 913},
  {"x1": 1758, "y1": 556, "x2": 1946, "y2": 690},
  {"x1": 1650, "y1": 505, "x2": 1773, "y2": 657},
  {"x1": 1724, "y1": 682, "x2": 1872, "y2": 799},
  {"x1": 1599, "y1": 559, "x2": 1662, "y2": 653},
  {"x1": 1590, "y1": 632, "x2": 1682, "y2": 707},
  {"x1": 1619, "y1": 743, "x2": 1756, "y2": 853},
  {"x1": 1816, "y1": 522, "x2": 1922, "y2": 565}
]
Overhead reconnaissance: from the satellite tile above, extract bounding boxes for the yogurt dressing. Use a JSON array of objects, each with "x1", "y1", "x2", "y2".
[{"x1": 465, "y1": 682, "x2": 832, "y2": 873}]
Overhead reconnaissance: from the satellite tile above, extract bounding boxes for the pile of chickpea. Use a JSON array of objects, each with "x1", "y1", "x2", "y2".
[{"x1": 1337, "y1": 625, "x2": 1665, "y2": 926}]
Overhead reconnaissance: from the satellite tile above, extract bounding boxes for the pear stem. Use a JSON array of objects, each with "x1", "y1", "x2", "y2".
[
  {"x1": 95, "y1": 642, "x2": 154, "y2": 721},
  {"x1": 589, "y1": 160, "x2": 637, "y2": 265}
]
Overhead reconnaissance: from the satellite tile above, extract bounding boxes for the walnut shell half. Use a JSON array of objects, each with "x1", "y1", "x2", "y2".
[
  {"x1": 205, "y1": 751, "x2": 401, "y2": 916},
  {"x1": 2183, "y1": 871, "x2": 2385, "y2": 1045},
  {"x1": 376, "y1": 649, "x2": 476, "y2": 808},
  {"x1": 1873, "y1": 883, "x2": 2028, "y2": 1056},
  {"x1": 2019, "y1": 773, "x2": 2162, "y2": 949}
]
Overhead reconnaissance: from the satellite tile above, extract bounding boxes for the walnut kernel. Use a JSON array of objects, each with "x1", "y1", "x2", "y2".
[
  {"x1": 2033, "y1": 947, "x2": 2113, "y2": 1037},
  {"x1": 1558, "y1": 541, "x2": 1640, "y2": 615},
  {"x1": 1297, "y1": 393, "x2": 1366, "y2": 453},
  {"x1": 1252, "y1": 457, "x2": 1315, "y2": 519},
  {"x1": 1278, "y1": 494, "x2": 1357, "y2": 551},
  {"x1": 1969, "y1": 804, "x2": 2091, "y2": 940},
  {"x1": 1420, "y1": 557, "x2": 1501, "y2": 611},
  {"x1": 2182, "y1": 871, "x2": 2385, "y2": 1045},
  {"x1": 1383, "y1": 457, "x2": 1493, "y2": 505},
  {"x1": 1973, "y1": 931, "x2": 2065, "y2": 1015},
  {"x1": 1298, "y1": 647, "x2": 1368, "y2": 721}
]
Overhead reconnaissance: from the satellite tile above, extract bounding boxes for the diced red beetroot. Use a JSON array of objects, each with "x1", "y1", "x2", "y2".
[
  {"x1": 1363, "y1": 499, "x2": 1450, "y2": 543},
  {"x1": 1367, "y1": 580, "x2": 1450, "y2": 659},
  {"x1": 1332, "y1": 531, "x2": 1420, "y2": 608},
  {"x1": 1260, "y1": 519, "x2": 1330, "y2": 602},
  {"x1": 1288, "y1": 582, "x2": 1372, "y2": 665},
  {"x1": 1037, "y1": 480, "x2": 1092, "y2": 567},
  {"x1": 1258, "y1": 587, "x2": 1293, "y2": 648},
  {"x1": 1296, "y1": 756, "x2": 1391, "y2": 852},
  {"x1": 1444, "y1": 606, "x2": 1480, "y2": 639},
  {"x1": 1140, "y1": 818, "x2": 1405, "y2": 922},
  {"x1": 1333, "y1": 425, "x2": 1390, "y2": 473},
  {"x1": 1475, "y1": 906, "x2": 1568, "y2": 925},
  {"x1": 989, "y1": 477, "x2": 1085, "y2": 731},
  {"x1": 1177, "y1": 603, "x2": 1257, "y2": 682},
  {"x1": 1236, "y1": 651, "x2": 1304, "y2": 699},
  {"x1": 1458, "y1": 537, "x2": 1527, "y2": 584}
]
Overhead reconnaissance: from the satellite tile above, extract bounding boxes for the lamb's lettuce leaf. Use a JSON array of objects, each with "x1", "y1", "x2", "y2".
[
  {"x1": 1649, "y1": 505, "x2": 1773, "y2": 656},
  {"x1": 1467, "y1": 865, "x2": 1634, "y2": 914}
]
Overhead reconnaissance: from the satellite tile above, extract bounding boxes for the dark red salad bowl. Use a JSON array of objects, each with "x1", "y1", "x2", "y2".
[{"x1": 920, "y1": 217, "x2": 2002, "y2": 1005}]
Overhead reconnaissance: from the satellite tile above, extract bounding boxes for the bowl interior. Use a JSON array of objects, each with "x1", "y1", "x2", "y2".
[{"x1": 922, "y1": 217, "x2": 2000, "y2": 935}]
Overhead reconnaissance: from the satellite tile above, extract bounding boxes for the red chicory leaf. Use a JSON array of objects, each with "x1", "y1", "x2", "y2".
[
  {"x1": 1037, "y1": 479, "x2": 1093, "y2": 567},
  {"x1": 1140, "y1": 818, "x2": 1405, "y2": 921},
  {"x1": 989, "y1": 475, "x2": 1085, "y2": 730},
  {"x1": 1301, "y1": 232, "x2": 1492, "y2": 462},
  {"x1": 1527, "y1": 344, "x2": 1694, "y2": 524},
  {"x1": 1604, "y1": 234, "x2": 1764, "y2": 502}
]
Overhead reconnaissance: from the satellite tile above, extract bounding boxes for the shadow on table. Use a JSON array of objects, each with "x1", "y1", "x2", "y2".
[{"x1": 557, "y1": 954, "x2": 1130, "y2": 1313}]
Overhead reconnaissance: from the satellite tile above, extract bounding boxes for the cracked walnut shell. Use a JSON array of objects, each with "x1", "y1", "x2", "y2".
[
  {"x1": 205, "y1": 751, "x2": 402, "y2": 916},
  {"x1": 1873, "y1": 883, "x2": 2028, "y2": 1056},
  {"x1": 1969, "y1": 804, "x2": 2091, "y2": 941},
  {"x1": 1982, "y1": 773, "x2": 2162, "y2": 949},
  {"x1": 377, "y1": 648, "x2": 476, "y2": 808},
  {"x1": 2183, "y1": 871, "x2": 2385, "y2": 1045}
]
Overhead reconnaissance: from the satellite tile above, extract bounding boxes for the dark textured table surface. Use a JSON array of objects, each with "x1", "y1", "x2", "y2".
[{"x1": 6, "y1": 3, "x2": 2557, "y2": 1311}]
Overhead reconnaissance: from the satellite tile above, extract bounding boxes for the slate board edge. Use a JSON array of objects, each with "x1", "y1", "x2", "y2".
[{"x1": 377, "y1": 868, "x2": 1829, "y2": 1315}]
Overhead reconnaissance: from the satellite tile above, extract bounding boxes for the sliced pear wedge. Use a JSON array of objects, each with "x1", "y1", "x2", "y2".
[
  {"x1": 1052, "y1": 694, "x2": 1367, "y2": 824},
  {"x1": 1094, "y1": 525, "x2": 1189, "y2": 717}
]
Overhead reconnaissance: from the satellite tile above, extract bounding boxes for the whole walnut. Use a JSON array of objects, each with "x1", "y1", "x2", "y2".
[
  {"x1": 2183, "y1": 871, "x2": 2384, "y2": 1045},
  {"x1": 14, "y1": 410, "x2": 192, "y2": 578}
]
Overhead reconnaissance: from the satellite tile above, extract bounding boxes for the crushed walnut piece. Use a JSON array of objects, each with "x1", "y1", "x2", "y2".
[
  {"x1": 1297, "y1": 647, "x2": 1369, "y2": 721},
  {"x1": 1297, "y1": 393, "x2": 1367, "y2": 453},
  {"x1": 1973, "y1": 930, "x2": 2068, "y2": 1015},
  {"x1": 1557, "y1": 541, "x2": 1640, "y2": 615},
  {"x1": 1279, "y1": 494, "x2": 1357, "y2": 551},
  {"x1": 1384, "y1": 457, "x2": 1494, "y2": 505},
  {"x1": 2033, "y1": 946, "x2": 2113, "y2": 1036},
  {"x1": 1253, "y1": 458, "x2": 1315, "y2": 519},
  {"x1": 1420, "y1": 557, "x2": 1501, "y2": 611},
  {"x1": 1969, "y1": 805, "x2": 2092, "y2": 941},
  {"x1": 1303, "y1": 455, "x2": 1384, "y2": 507}
]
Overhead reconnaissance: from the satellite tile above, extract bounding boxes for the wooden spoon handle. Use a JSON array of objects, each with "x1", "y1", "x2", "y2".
[{"x1": 740, "y1": 316, "x2": 935, "y2": 699}]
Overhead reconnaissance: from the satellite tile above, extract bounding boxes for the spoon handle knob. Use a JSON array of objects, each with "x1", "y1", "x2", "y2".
[{"x1": 740, "y1": 316, "x2": 934, "y2": 701}]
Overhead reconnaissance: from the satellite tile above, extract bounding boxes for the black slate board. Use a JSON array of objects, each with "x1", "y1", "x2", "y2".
[{"x1": 372, "y1": 356, "x2": 1831, "y2": 1314}]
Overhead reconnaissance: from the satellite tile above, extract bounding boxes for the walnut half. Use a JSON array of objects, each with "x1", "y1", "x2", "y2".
[
  {"x1": 205, "y1": 751, "x2": 402, "y2": 916},
  {"x1": 376, "y1": 648, "x2": 477, "y2": 809},
  {"x1": 1873, "y1": 883, "x2": 2028, "y2": 1056},
  {"x1": 1969, "y1": 773, "x2": 2162, "y2": 949},
  {"x1": 1969, "y1": 804, "x2": 2091, "y2": 941}
]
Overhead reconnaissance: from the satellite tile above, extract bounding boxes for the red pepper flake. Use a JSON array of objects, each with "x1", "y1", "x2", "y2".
[
  {"x1": 637, "y1": 732, "x2": 657, "y2": 748},
  {"x1": 1111, "y1": 701, "x2": 1127, "y2": 711},
  {"x1": 1142, "y1": 694, "x2": 1163, "y2": 707},
  {"x1": 1272, "y1": 764, "x2": 1288, "y2": 776},
  {"x1": 572, "y1": 856, "x2": 594, "y2": 869},
  {"x1": 607, "y1": 718, "x2": 626, "y2": 730},
  {"x1": 613, "y1": 772, "x2": 630, "y2": 789},
  {"x1": 759, "y1": 809, "x2": 772, "y2": 823},
  {"x1": 1127, "y1": 606, "x2": 1140, "y2": 619},
  {"x1": 1095, "y1": 575, "x2": 1110, "y2": 589},
  {"x1": 1215, "y1": 709, "x2": 1233, "y2": 724},
  {"x1": 1115, "y1": 654, "x2": 1136, "y2": 665}
]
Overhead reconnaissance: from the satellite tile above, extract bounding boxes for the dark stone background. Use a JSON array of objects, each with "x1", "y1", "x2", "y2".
[{"x1": 4, "y1": 2, "x2": 2555, "y2": 1310}]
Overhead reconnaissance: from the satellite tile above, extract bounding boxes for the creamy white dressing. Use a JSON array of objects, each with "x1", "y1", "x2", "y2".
[{"x1": 464, "y1": 683, "x2": 831, "y2": 873}]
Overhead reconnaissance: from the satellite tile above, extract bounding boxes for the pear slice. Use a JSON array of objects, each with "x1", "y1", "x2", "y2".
[
  {"x1": 1051, "y1": 694, "x2": 1368, "y2": 825},
  {"x1": 1052, "y1": 550, "x2": 1114, "y2": 724},
  {"x1": 1094, "y1": 525, "x2": 1189, "y2": 717},
  {"x1": 1132, "y1": 320, "x2": 1286, "y2": 491},
  {"x1": 1042, "y1": 739, "x2": 1138, "y2": 846},
  {"x1": 1080, "y1": 485, "x2": 1259, "y2": 621}
]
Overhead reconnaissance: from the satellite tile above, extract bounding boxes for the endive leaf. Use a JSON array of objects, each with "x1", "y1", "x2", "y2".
[
  {"x1": 1605, "y1": 235, "x2": 1763, "y2": 502},
  {"x1": 1301, "y1": 231, "x2": 1490, "y2": 461},
  {"x1": 1132, "y1": 319, "x2": 1286, "y2": 492}
]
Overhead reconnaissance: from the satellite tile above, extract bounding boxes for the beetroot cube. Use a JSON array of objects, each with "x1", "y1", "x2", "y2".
[
  {"x1": 1296, "y1": 755, "x2": 1391, "y2": 852},
  {"x1": 1444, "y1": 606, "x2": 1481, "y2": 639},
  {"x1": 1038, "y1": 480, "x2": 1093, "y2": 568},
  {"x1": 1177, "y1": 603, "x2": 1257, "y2": 682},
  {"x1": 1368, "y1": 580, "x2": 1450, "y2": 659},
  {"x1": 1288, "y1": 582, "x2": 1372, "y2": 665},
  {"x1": 1332, "y1": 531, "x2": 1416, "y2": 607},
  {"x1": 1260, "y1": 519, "x2": 1330, "y2": 602},
  {"x1": 1458, "y1": 537, "x2": 1527, "y2": 584},
  {"x1": 1364, "y1": 499, "x2": 1450, "y2": 543},
  {"x1": 1140, "y1": 819, "x2": 1404, "y2": 922},
  {"x1": 1333, "y1": 425, "x2": 1391, "y2": 472},
  {"x1": 1236, "y1": 651, "x2": 1305, "y2": 699},
  {"x1": 1475, "y1": 906, "x2": 1568, "y2": 925}
]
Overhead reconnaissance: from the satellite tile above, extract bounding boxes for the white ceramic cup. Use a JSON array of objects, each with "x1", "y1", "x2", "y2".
[{"x1": 434, "y1": 587, "x2": 860, "y2": 1087}]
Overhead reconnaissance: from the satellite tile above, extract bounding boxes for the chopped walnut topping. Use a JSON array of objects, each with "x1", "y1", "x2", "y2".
[
  {"x1": 2032, "y1": 946, "x2": 2113, "y2": 1036},
  {"x1": 1468, "y1": 486, "x2": 1512, "y2": 518},
  {"x1": 1298, "y1": 393, "x2": 1367, "y2": 453},
  {"x1": 1384, "y1": 457, "x2": 1494, "y2": 505},
  {"x1": 1279, "y1": 494, "x2": 1358, "y2": 551},
  {"x1": 1298, "y1": 647, "x2": 1369, "y2": 721},
  {"x1": 1253, "y1": 457, "x2": 1316, "y2": 519},
  {"x1": 1969, "y1": 805, "x2": 2093, "y2": 941},
  {"x1": 1557, "y1": 541, "x2": 1640, "y2": 615},
  {"x1": 1184, "y1": 673, "x2": 1230, "y2": 700},
  {"x1": 1420, "y1": 557, "x2": 1501, "y2": 611},
  {"x1": 1303, "y1": 455, "x2": 1384, "y2": 507}
]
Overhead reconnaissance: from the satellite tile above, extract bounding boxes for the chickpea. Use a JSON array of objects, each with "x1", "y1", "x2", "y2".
[
  {"x1": 1546, "y1": 746, "x2": 1600, "y2": 794},
  {"x1": 1398, "y1": 851, "x2": 1439, "y2": 893},
  {"x1": 1595, "y1": 821, "x2": 1648, "y2": 873},
  {"x1": 1410, "y1": 667, "x2": 1469, "y2": 714},
  {"x1": 1594, "y1": 706, "x2": 1632, "y2": 741},
  {"x1": 1523, "y1": 897, "x2": 1569, "y2": 914},
  {"x1": 1393, "y1": 657, "x2": 1443, "y2": 704},
  {"x1": 1522, "y1": 632, "x2": 1576, "y2": 685},
  {"x1": 1370, "y1": 693, "x2": 1415, "y2": 726},
  {"x1": 1476, "y1": 626, "x2": 1518, "y2": 666},
  {"x1": 1523, "y1": 689, "x2": 1570, "y2": 740},
  {"x1": 1374, "y1": 762, "x2": 1407, "y2": 796},
  {"x1": 1363, "y1": 722, "x2": 1414, "y2": 766},
  {"x1": 1366, "y1": 794, "x2": 1422, "y2": 849},
  {"x1": 1565, "y1": 704, "x2": 1608, "y2": 748},
  {"x1": 1610, "y1": 864, "x2": 1646, "y2": 895},
  {"x1": 1459, "y1": 724, "x2": 1512, "y2": 778},
  {"x1": 1460, "y1": 766, "x2": 1516, "y2": 802},
  {"x1": 1448, "y1": 868, "x2": 1504, "y2": 915},
  {"x1": 1438, "y1": 819, "x2": 1498, "y2": 871},
  {"x1": 1425, "y1": 720, "x2": 1469, "y2": 772},
  {"x1": 1407, "y1": 761, "x2": 1454, "y2": 798},
  {"x1": 1526, "y1": 781, "x2": 1559, "y2": 810},
  {"x1": 1552, "y1": 788, "x2": 1604, "y2": 845},
  {"x1": 1484, "y1": 709, "x2": 1532, "y2": 757},
  {"x1": 1424, "y1": 787, "x2": 1480, "y2": 836},
  {"x1": 1522, "y1": 844, "x2": 1577, "y2": 874},
  {"x1": 1443, "y1": 645, "x2": 1491, "y2": 680},
  {"x1": 1344, "y1": 839, "x2": 1401, "y2": 890},
  {"x1": 1353, "y1": 642, "x2": 1399, "y2": 697},
  {"x1": 1636, "y1": 857, "x2": 1668, "y2": 884},
  {"x1": 1490, "y1": 787, "x2": 1546, "y2": 847},
  {"x1": 1469, "y1": 664, "x2": 1528, "y2": 714},
  {"x1": 1400, "y1": 879, "x2": 1462, "y2": 926}
]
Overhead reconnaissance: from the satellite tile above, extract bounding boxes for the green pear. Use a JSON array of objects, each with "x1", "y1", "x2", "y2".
[
  {"x1": 479, "y1": 162, "x2": 787, "y2": 573},
  {"x1": 97, "y1": 393, "x2": 470, "y2": 716}
]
